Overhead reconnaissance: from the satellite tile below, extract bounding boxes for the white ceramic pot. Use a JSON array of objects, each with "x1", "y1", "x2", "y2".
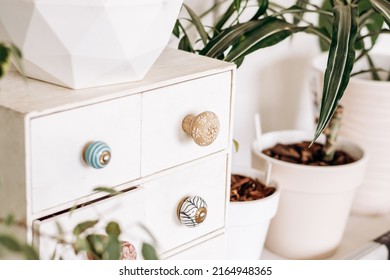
[
  {"x1": 227, "y1": 166, "x2": 280, "y2": 259},
  {"x1": 0, "y1": 0, "x2": 183, "y2": 89},
  {"x1": 312, "y1": 54, "x2": 390, "y2": 215},
  {"x1": 251, "y1": 130, "x2": 367, "y2": 259}
]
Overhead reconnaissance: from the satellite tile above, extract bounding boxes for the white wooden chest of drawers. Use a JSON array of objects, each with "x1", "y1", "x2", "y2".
[{"x1": 0, "y1": 48, "x2": 235, "y2": 259}]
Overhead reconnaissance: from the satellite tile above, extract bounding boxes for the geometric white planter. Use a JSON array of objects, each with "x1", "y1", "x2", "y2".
[
  {"x1": 227, "y1": 166, "x2": 280, "y2": 260},
  {"x1": 252, "y1": 130, "x2": 367, "y2": 259},
  {"x1": 312, "y1": 54, "x2": 390, "y2": 215},
  {"x1": 0, "y1": 0, "x2": 183, "y2": 89}
]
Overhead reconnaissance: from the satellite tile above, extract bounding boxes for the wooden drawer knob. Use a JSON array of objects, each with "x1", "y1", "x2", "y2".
[
  {"x1": 83, "y1": 141, "x2": 111, "y2": 169},
  {"x1": 178, "y1": 196, "x2": 208, "y2": 227},
  {"x1": 182, "y1": 111, "x2": 220, "y2": 146}
]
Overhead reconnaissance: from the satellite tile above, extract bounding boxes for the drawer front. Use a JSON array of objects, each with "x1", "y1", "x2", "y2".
[
  {"x1": 33, "y1": 187, "x2": 146, "y2": 260},
  {"x1": 144, "y1": 155, "x2": 228, "y2": 254},
  {"x1": 141, "y1": 71, "x2": 232, "y2": 176},
  {"x1": 31, "y1": 95, "x2": 141, "y2": 213},
  {"x1": 166, "y1": 234, "x2": 227, "y2": 260}
]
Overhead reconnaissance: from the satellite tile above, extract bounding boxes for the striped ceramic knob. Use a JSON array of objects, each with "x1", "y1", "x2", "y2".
[
  {"x1": 177, "y1": 196, "x2": 208, "y2": 228},
  {"x1": 83, "y1": 141, "x2": 111, "y2": 169}
]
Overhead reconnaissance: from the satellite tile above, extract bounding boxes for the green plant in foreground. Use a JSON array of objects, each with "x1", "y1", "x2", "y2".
[
  {"x1": 0, "y1": 188, "x2": 159, "y2": 260},
  {"x1": 0, "y1": 214, "x2": 159, "y2": 260},
  {"x1": 174, "y1": 0, "x2": 390, "y2": 142}
]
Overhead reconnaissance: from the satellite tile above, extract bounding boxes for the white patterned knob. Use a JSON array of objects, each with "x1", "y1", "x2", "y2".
[
  {"x1": 120, "y1": 241, "x2": 137, "y2": 260},
  {"x1": 178, "y1": 196, "x2": 208, "y2": 227},
  {"x1": 182, "y1": 111, "x2": 220, "y2": 146}
]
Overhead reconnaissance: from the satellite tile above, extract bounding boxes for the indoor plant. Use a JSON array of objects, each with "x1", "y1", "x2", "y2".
[
  {"x1": 0, "y1": 187, "x2": 159, "y2": 260},
  {"x1": 174, "y1": 0, "x2": 389, "y2": 143},
  {"x1": 250, "y1": 107, "x2": 367, "y2": 259},
  {"x1": 0, "y1": 215, "x2": 159, "y2": 260},
  {"x1": 312, "y1": 53, "x2": 390, "y2": 215}
]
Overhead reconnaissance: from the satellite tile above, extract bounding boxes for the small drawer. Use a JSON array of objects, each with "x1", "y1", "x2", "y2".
[
  {"x1": 30, "y1": 94, "x2": 141, "y2": 213},
  {"x1": 143, "y1": 155, "x2": 228, "y2": 254},
  {"x1": 166, "y1": 234, "x2": 226, "y2": 260},
  {"x1": 33, "y1": 187, "x2": 146, "y2": 260},
  {"x1": 141, "y1": 71, "x2": 232, "y2": 176}
]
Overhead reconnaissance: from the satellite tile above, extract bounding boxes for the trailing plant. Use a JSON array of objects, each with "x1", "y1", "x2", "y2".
[
  {"x1": 174, "y1": 0, "x2": 390, "y2": 143},
  {"x1": 0, "y1": 188, "x2": 159, "y2": 260},
  {"x1": 0, "y1": 214, "x2": 159, "y2": 260}
]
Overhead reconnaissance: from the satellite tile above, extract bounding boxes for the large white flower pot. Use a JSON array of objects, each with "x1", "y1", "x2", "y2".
[
  {"x1": 0, "y1": 0, "x2": 183, "y2": 89},
  {"x1": 312, "y1": 54, "x2": 390, "y2": 215},
  {"x1": 252, "y1": 130, "x2": 367, "y2": 259},
  {"x1": 227, "y1": 166, "x2": 280, "y2": 259}
]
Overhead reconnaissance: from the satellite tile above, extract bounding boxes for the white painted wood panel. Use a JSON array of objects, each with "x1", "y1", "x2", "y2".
[
  {"x1": 141, "y1": 72, "x2": 232, "y2": 176},
  {"x1": 144, "y1": 155, "x2": 228, "y2": 253},
  {"x1": 167, "y1": 234, "x2": 227, "y2": 260},
  {"x1": 0, "y1": 48, "x2": 235, "y2": 116},
  {"x1": 33, "y1": 187, "x2": 146, "y2": 260},
  {"x1": 30, "y1": 95, "x2": 141, "y2": 213}
]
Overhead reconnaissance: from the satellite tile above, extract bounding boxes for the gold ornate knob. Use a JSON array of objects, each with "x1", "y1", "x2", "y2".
[
  {"x1": 182, "y1": 111, "x2": 220, "y2": 146},
  {"x1": 177, "y1": 196, "x2": 208, "y2": 227}
]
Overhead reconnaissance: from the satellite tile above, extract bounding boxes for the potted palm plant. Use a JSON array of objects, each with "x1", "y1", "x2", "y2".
[{"x1": 174, "y1": 0, "x2": 389, "y2": 144}]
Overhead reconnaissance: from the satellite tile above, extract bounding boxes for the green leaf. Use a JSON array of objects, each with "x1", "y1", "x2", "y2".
[
  {"x1": 235, "y1": 56, "x2": 245, "y2": 68},
  {"x1": 224, "y1": 18, "x2": 307, "y2": 63},
  {"x1": 86, "y1": 234, "x2": 107, "y2": 259},
  {"x1": 370, "y1": 0, "x2": 390, "y2": 27},
  {"x1": 178, "y1": 35, "x2": 194, "y2": 52},
  {"x1": 3, "y1": 214, "x2": 15, "y2": 226},
  {"x1": 73, "y1": 220, "x2": 99, "y2": 236},
  {"x1": 105, "y1": 235, "x2": 121, "y2": 260},
  {"x1": 105, "y1": 221, "x2": 121, "y2": 237},
  {"x1": 0, "y1": 234, "x2": 22, "y2": 252},
  {"x1": 251, "y1": 0, "x2": 269, "y2": 20},
  {"x1": 233, "y1": 139, "x2": 240, "y2": 152},
  {"x1": 93, "y1": 187, "x2": 121, "y2": 196},
  {"x1": 356, "y1": 1, "x2": 384, "y2": 49},
  {"x1": 214, "y1": 3, "x2": 236, "y2": 34},
  {"x1": 173, "y1": 20, "x2": 181, "y2": 38},
  {"x1": 183, "y1": 4, "x2": 209, "y2": 46},
  {"x1": 365, "y1": 12, "x2": 384, "y2": 47},
  {"x1": 313, "y1": 2, "x2": 358, "y2": 142},
  {"x1": 293, "y1": 0, "x2": 309, "y2": 24},
  {"x1": 201, "y1": 20, "x2": 267, "y2": 58},
  {"x1": 234, "y1": 0, "x2": 242, "y2": 12},
  {"x1": 9, "y1": 44, "x2": 23, "y2": 76},
  {"x1": 319, "y1": 0, "x2": 334, "y2": 51},
  {"x1": 21, "y1": 244, "x2": 39, "y2": 260},
  {"x1": 73, "y1": 237, "x2": 90, "y2": 255},
  {"x1": 142, "y1": 242, "x2": 159, "y2": 260},
  {"x1": 0, "y1": 44, "x2": 11, "y2": 79}
]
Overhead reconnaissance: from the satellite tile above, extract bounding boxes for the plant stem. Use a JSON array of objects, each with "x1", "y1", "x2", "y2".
[
  {"x1": 366, "y1": 53, "x2": 381, "y2": 81},
  {"x1": 323, "y1": 105, "x2": 343, "y2": 162}
]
